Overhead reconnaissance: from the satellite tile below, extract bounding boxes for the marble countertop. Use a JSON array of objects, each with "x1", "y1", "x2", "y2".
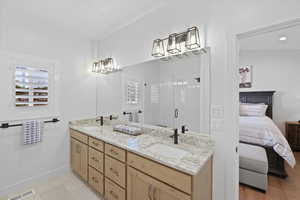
[{"x1": 69, "y1": 119, "x2": 214, "y2": 175}]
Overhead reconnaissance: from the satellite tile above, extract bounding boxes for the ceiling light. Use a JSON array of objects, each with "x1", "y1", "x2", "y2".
[
  {"x1": 167, "y1": 33, "x2": 181, "y2": 54},
  {"x1": 152, "y1": 39, "x2": 165, "y2": 57},
  {"x1": 279, "y1": 36, "x2": 288, "y2": 41},
  {"x1": 185, "y1": 27, "x2": 201, "y2": 50}
]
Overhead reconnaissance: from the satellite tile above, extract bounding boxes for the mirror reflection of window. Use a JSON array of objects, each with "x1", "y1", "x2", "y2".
[{"x1": 127, "y1": 80, "x2": 139, "y2": 105}]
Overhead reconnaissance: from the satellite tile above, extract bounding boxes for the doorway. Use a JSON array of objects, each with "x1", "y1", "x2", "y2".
[{"x1": 236, "y1": 20, "x2": 300, "y2": 199}]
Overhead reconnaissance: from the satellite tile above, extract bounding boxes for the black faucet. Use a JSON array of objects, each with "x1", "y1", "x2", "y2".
[
  {"x1": 96, "y1": 116, "x2": 104, "y2": 126},
  {"x1": 181, "y1": 125, "x2": 188, "y2": 134},
  {"x1": 123, "y1": 111, "x2": 132, "y2": 115},
  {"x1": 173, "y1": 129, "x2": 178, "y2": 144}
]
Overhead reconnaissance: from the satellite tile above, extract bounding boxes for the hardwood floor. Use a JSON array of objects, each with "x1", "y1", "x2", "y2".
[{"x1": 239, "y1": 152, "x2": 300, "y2": 200}]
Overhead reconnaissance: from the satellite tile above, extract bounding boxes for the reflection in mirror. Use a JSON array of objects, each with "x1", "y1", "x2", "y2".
[{"x1": 96, "y1": 52, "x2": 211, "y2": 135}]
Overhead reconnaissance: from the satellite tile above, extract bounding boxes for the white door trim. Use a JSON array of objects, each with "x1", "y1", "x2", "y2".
[{"x1": 227, "y1": 17, "x2": 300, "y2": 200}]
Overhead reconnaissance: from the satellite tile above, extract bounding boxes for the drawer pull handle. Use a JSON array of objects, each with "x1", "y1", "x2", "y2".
[
  {"x1": 91, "y1": 157, "x2": 99, "y2": 162},
  {"x1": 110, "y1": 190, "x2": 118, "y2": 199},
  {"x1": 92, "y1": 177, "x2": 99, "y2": 183},
  {"x1": 110, "y1": 149, "x2": 119, "y2": 155},
  {"x1": 92, "y1": 141, "x2": 99, "y2": 146},
  {"x1": 110, "y1": 167, "x2": 119, "y2": 176}
]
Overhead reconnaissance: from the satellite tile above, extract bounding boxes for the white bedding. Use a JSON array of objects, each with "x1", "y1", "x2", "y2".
[{"x1": 239, "y1": 116, "x2": 296, "y2": 167}]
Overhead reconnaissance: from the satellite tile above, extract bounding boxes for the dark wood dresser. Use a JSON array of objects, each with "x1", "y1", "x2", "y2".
[{"x1": 286, "y1": 121, "x2": 300, "y2": 151}]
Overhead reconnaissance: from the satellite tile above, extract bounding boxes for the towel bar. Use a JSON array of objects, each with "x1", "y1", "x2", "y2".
[{"x1": 0, "y1": 118, "x2": 60, "y2": 129}]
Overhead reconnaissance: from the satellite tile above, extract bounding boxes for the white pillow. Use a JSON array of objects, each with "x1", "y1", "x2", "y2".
[{"x1": 239, "y1": 103, "x2": 268, "y2": 116}]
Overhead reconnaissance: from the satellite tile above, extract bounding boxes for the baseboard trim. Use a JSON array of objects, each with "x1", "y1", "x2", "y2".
[{"x1": 0, "y1": 165, "x2": 70, "y2": 197}]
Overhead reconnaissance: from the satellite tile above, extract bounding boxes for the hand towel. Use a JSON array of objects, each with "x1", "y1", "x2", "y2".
[{"x1": 23, "y1": 120, "x2": 44, "y2": 145}]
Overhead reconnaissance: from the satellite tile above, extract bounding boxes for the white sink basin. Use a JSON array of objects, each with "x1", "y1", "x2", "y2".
[{"x1": 146, "y1": 143, "x2": 190, "y2": 159}]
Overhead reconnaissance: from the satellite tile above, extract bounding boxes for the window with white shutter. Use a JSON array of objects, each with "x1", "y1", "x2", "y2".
[{"x1": 15, "y1": 66, "x2": 49, "y2": 107}]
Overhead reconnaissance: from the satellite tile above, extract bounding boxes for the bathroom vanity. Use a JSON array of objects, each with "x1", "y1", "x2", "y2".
[{"x1": 69, "y1": 119, "x2": 214, "y2": 200}]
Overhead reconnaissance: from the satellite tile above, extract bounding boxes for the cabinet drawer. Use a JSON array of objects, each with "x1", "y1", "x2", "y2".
[
  {"x1": 127, "y1": 152, "x2": 192, "y2": 194},
  {"x1": 89, "y1": 137, "x2": 104, "y2": 152},
  {"x1": 89, "y1": 147, "x2": 104, "y2": 173},
  {"x1": 127, "y1": 166, "x2": 191, "y2": 200},
  {"x1": 105, "y1": 178, "x2": 126, "y2": 200},
  {"x1": 105, "y1": 156, "x2": 126, "y2": 188},
  {"x1": 88, "y1": 167, "x2": 104, "y2": 194},
  {"x1": 105, "y1": 143, "x2": 126, "y2": 162},
  {"x1": 70, "y1": 129, "x2": 88, "y2": 144}
]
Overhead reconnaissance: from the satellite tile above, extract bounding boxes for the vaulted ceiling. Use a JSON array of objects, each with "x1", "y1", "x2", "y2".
[{"x1": 1, "y1": 0, "x2": 168, "y2": 40}]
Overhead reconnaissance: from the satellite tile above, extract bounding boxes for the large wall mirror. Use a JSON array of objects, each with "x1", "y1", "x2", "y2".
[{"x1": 96, "y1": 52, "x2": 211, "y2": 135}]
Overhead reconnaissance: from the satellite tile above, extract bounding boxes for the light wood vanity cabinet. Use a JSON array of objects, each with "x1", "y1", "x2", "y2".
[
  {"x1": 105, "y1": 155, "x2": 126, "y2": 188},
  {"x1": 89, "y1": 166, "x2": 104, "y2": 194},
  {"x1": 70, "y1": 129, "x2": 212, "y2": 200},
  {"x1": 105, "y1": 178, "x2": 126, "y2": 200},
  {"x1": 89, "y1": 147, "x2": 104, "y2": 173},
  {"x1": 127, "y1": 152, "x2": 192, "y2": 194},
  {"x1": 127, "y1": 166, "x2": 191, "y2": 200},
  {"x1": 70, "y1": 138, "x2": 88, "y2": 181},
  {"x1": 105, "y1": 143, "x2": 126, "y2": 162}
]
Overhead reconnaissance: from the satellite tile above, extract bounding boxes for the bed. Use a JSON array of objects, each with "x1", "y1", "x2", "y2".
[{"x1": 240, "y1": 91, "x2": 296, "y2": 178}]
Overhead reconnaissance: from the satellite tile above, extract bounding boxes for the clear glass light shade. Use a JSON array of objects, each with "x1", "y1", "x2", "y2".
[
  {"x1": 92, "y1": 62, "x2": 98, "y2": 72},
  {"x1": 167, "y1": 34, "x2": 181, "y2": 54},
  {"x1": 106, "y1": 58, "x2": 114, "y2": 71},
  {"x1": 92, "y1": 58, "x2": 120, "y2": 74},
  {"x1": 152, "y1": 39, "x2": 165, "y2": 57},
  {"x1": 99, "y1": 60, "x2": 107, "y2": 73},
  {"x1": 185, "y1": 27, "x2": 201, "y2": 50}
]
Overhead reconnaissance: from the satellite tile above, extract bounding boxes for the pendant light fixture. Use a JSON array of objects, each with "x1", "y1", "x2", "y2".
[
  {"x1": 92, "y1": 61, "x2": 99, "y2": 73},
  {"x1": 92, "y1": 58, "x2": 120, "y2": 74},
  {"x1": 152, "y1": 39, "x2": 165, "y2": 57},
  {"x1": 167, "y1": 33, "x2": 181, "y2": 54},
  {"x1": 151, "y1": 26, "x2": 202, "y2": 59},
  {"x1": 185, "y1": 27, "x2": 201, "y2": 50}
]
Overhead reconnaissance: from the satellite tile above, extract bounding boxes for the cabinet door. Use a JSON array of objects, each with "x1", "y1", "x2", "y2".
[
  {"x1": 127, "y1": 167, "x2": 155, "y2": 200},
  {"x1": 127, "y1": 167, "x2": 190, "y2": 200},
  {"x1": 71, "y1": 138, "x2": 88, "y2": 181}
]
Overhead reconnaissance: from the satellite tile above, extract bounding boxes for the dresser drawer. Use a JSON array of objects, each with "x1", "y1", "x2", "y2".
[
  {"x1": 105, "y1": 143, "x2": 126, "y2": 162},
  {"x1": 105, "y1": 178, "x2": 126, "y2": 200},
  {"x1": 88, "y1": 167, "x2": 104, "y2": 194},
  {"x1": 89, "y1": 137, "x2": 104, "y2": 152},
  {"x1": 89, "y1": 147, "x2": 104, "y2": 173},
  {"x1": 105, "y1": 156, "x2": 126, "y2": 188},
  {"x1": 70, "y1": 129, "x2": 88, "y2": 144},
  {"x1": 127, "y1": 152, "x2": 192, "y2": 194}
]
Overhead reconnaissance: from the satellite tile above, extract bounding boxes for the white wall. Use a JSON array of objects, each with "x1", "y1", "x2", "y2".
[
  {"x1": 0, "y1": 2, "x2": 96, "y2": 195},
  {"x1": 240, "y1": 50, "x2": 300, "y2": 134},
  {"x1": 97, "y1": 1, "x2": 300, "y2": 199}
]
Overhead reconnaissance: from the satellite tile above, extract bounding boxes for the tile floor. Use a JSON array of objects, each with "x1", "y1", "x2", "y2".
[{"x1": 0, "y1": 171, "x2": 103, "y2": 200}]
